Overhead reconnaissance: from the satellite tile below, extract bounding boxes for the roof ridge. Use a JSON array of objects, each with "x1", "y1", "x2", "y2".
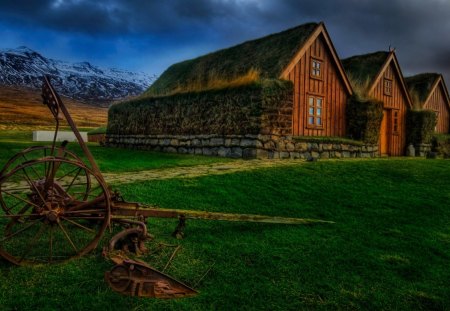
[{"x1": 146, "y1": 22, "x2": 320, "y2": 96}]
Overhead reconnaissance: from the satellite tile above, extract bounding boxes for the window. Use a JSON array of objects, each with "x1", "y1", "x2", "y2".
[
  {"x1": 384, "y1": 78, "x2": 392, "y2": 96},
  {"x1": 392, "y1": 110, "x2": 399, "y2": 134},
  {"x1": 311, "y1": 58, "x2": 322, "y2": 79},
  {"x1": 307, "y1": 96, "x2": 324, "y2": 128}
]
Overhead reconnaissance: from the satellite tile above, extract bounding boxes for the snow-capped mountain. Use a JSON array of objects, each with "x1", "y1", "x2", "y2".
[{"x1": 0, "y1": 46, "x2": 155, "y2": 106}]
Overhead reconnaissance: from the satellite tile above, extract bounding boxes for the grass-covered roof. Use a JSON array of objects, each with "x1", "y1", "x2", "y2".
[
  {"x1": 146, "y1": 22, "x2": 319, "y2": 96},
  {"x1": 405, "y1": 73, "x2": 440, "y2": 105},
  {"x1": 341, "y1": 51, "x2": 389, "y2": 87}
]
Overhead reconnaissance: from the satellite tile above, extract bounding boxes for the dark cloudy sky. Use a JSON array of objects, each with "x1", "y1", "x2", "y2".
[{"x1": 1, "y1": 0, "x2": 450, "y2": 81}]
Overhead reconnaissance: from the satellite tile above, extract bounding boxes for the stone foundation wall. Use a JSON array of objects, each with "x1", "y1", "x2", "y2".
[
  {"x1": 415, "y1": 143, "x2": 432, "y2": 157},
  {"x1": 106, "y1": 134, "x2": 378, "y2": 159}
]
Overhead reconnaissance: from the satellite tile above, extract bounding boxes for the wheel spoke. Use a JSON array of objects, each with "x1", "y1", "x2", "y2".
[
  {"x1": 21, "y1": 168, "x2": 47, "y2": 206},
  {"x1": 0, "y1": 213, "x2": 41, "y2": 218},
  {"x1": 19, "y1": 222, "x2": 47, "y2": 263},
  {"x1": 2, "y1": 190, "x2": 41, "y2": 210},
  {"x1": 21, "y1": 154, "x2": 42, "y2": 180},
  {"x1": 64, "y1": 168, "x2": 84, "y2": 194},
  {"x1": 0, "y1": 218, "x2": 42, "y2": 243},
  {"x1": 3, "y1": 200, "x2": 23, "y2": 214},
  {"x1": 56, "y1": 166, "x2": 81, "y2": 183},
  {"x1": 0, "y1": 185, "x2": 35, "y2": 192},
  {"x1": 57, "y1": 221, "x2": 78, "y2": 253},
  {"x1": 74, "y1": 184, "x2": 101, "y2": 201},
  {"x1": 44, "y1": 148, "x2": 48, "y2": 177},
  {"x1": 49, "y1": 225, "x2": 53, "y2": 263},
  {"x1": 61, "y1": 217, "x2": 95, "y2": 233},
  {"x1": 56, "y1": 166, "x2": 80, "y2": 181}
]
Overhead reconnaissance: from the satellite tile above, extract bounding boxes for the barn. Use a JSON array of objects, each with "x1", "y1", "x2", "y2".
[
  {"x1": 405, "y1": 73, "x2": 450, "y2": 134},
  {"x1": 107, "y1": 22, "x2": 380, "y2": 159},
  {"x1": 342, "y1": 51, "x2": 413, "y2": 156}
]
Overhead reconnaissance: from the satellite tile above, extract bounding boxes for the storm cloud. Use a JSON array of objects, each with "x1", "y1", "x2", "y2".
[{"x1": 0, "y1": 0, "x2": 449, "y2": 81}]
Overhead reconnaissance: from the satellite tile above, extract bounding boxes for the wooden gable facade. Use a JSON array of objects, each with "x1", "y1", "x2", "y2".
[
  {"x1": 279, "y1": 23, "x2": 353, "y2": 137},
  {"x1": 343, "y1": 51, "x2": 412, "y2": 156},
  {"x1": 406, "y1": 73, "x2": 450, "y2": 134},
  {"x1": 148, "y1": 22, "x2": 352, "y2": 139}
]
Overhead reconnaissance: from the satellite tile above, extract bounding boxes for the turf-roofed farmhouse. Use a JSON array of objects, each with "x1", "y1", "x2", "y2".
[
  {"x1": 406, "y1": 73, "x2": 450, "y2": 134},
  {"x1": 107, "y1": 22, "x2": 386, "y2": 159},
  {"x1": 342, "y1": 51, "x2": 413, "y2": 156}
]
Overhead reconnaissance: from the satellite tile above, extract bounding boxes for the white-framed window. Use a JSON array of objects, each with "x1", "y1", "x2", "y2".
[
  {"x1": 384, "y1": 78, "x2": 392, "y2": 96},
  {"x1": 307, "y1": 96, "x2": 324, "y2": 128},
  {"x1": 311, "y1": 58, "x2": 323, "y2": 79}
]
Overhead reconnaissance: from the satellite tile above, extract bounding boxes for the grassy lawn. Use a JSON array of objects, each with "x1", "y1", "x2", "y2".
[
  {"x1": 0, "y1": 130, "x2": 232, "y2": 173},
  {"x1": 0, "y1": 131, "x2": 449, "y2": 310}
]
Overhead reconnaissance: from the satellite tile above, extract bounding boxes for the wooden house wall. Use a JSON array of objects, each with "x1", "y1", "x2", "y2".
[
  {"x1": 370, "y1": 62, "x2": 408, "y2": 156},
  {"x1": 286, "y1": 34, "x2": 348, "y2": 137},
  {"x1": 424, "y1": 83, "x2": 450, "y2": 134}
]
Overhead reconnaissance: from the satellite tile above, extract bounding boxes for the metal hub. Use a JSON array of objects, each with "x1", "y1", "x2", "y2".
[{"x1": 46, "y1": 210, "x2": 59, "y2": 223}]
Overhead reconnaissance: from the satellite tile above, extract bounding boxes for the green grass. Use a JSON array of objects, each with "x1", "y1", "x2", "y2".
[
  {"x1": 0, "y1": 132, "x2": 449, "y2": 310},
  {"x1": 0, "y1": 130, "x2": 231, "y2": 173},
  {"x1": 87, "y1": 127, "x2": 107, "y2": 135},
  {"x1": 146, "y1": 23, "x2": 317, "y2": 96}
]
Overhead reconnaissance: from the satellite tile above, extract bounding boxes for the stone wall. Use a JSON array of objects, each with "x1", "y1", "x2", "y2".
[
  {"x1": 415, "y1": 143, "x2": 432, "y2": 157},
  {"x1": 106, "y1": 134, "x2": 378, "y2": 159}
]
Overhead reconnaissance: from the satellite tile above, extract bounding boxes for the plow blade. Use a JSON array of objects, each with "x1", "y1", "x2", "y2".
[{"x1": 105, "y1": 258, "x2": 197, "y2": 298}]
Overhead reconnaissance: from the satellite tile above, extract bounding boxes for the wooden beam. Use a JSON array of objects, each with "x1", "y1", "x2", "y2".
[{"x1": 112, "y1": 203, "x2": 335, "y2": 225}]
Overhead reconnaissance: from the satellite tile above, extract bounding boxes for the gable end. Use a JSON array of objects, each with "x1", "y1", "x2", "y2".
[
  {"x1": 280, "y1": 23, "x2": 353, "y2": 95},
  {"x1": 369, "y1": 52, "x2": 413, "y2": 108},
  {"x1": 424, "y1": 76, "x2": 450, "y2": 111}
]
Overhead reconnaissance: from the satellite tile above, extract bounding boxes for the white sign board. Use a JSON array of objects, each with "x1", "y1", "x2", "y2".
[{"x1": 32, "y1": 131, "x2": 88, "y2": 142}]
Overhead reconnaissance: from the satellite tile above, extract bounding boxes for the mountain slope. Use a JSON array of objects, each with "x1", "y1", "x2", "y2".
[
  {"x1": 0, "y1": 85, "x2": 107, "y2": 130},
  {"x1": 0, "y1": 46, "x2": 154, "y2": 106}
]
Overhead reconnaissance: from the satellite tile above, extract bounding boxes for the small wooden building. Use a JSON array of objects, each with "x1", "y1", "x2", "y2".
[
  {"x1": 405, "y1": 73, "x2": 450, "y2": 134},
  {"x1": 342, "y1": 51, "x2": 413, "y2": 156},
  {"x1": 148, "y1": 22, "x2": 353, "y2": 138}
]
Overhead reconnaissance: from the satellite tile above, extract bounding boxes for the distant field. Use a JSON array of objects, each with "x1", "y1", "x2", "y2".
[{"x1": 0, "y1": 85, "x2": 107, "y2": 130}]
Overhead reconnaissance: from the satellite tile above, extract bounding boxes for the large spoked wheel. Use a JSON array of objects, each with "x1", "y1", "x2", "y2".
[
  {"x1": 0, "y1": 158, "x2": 110, "y2": 265},
  {"x1": 0, "y1": 147, "x2": 91, "y2": 215}
]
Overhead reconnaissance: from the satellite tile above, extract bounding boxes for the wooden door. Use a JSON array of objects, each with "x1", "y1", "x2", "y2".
[{"x1": 380, "y1": 109, "x2": 391, "y2": 155}]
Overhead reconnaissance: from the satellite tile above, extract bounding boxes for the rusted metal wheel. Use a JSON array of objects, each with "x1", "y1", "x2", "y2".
[
  {"x1": 0, "y1": 158, "x2": 110, "y2": 265},
  {"x1": 0, "y1": 147, "x2": 91, "y2": 215},
  {"x1": 0, "y1": 146, "x2": 82, "y2": 177}
]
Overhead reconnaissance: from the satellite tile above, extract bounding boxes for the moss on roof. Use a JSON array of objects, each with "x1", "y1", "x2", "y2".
[
  {"x1": 405, "y1": 73, "x2": 440, "y2": 105},
  {"x1": 146, "y1": 22, "x2": 319, "y2": 96},
  {"x1": 341, "y1": 51, "x2": 390, "y2": 87}
]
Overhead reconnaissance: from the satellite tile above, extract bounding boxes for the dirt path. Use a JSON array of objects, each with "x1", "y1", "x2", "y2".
[{"x1": 103, "y1": 159, "x2": 306, "y2": 184}]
